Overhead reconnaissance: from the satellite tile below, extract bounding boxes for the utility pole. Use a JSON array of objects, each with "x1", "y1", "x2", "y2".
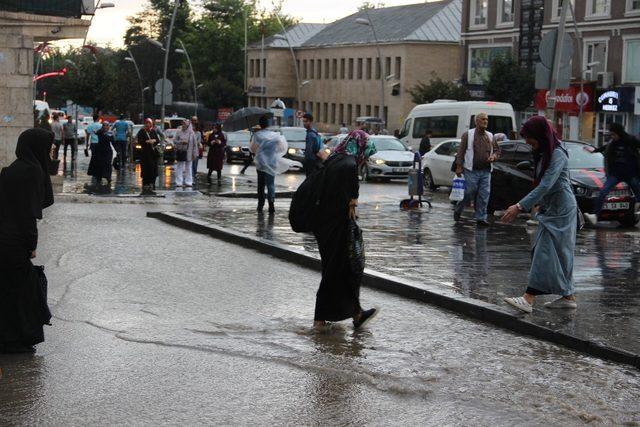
[{"x1": 545, "y1": 0, "x2": 569, "y2": 126}]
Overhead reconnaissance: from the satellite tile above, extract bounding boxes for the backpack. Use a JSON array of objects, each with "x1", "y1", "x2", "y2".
[
  {"x1": 289, "y1": 164, "x2": 327, "y2": 233},
  {"x1": 308, "y1": 129, "x2": 323, "y2": 154}
]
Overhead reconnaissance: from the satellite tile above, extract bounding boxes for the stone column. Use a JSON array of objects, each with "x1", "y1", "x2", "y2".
[{"x1": 0, "y1": 31, "x2": 34, "y2": 168}]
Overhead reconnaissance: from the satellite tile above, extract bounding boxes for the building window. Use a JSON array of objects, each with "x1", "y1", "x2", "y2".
[
  {"x1": 302, "y1": 60, "x2": 307, "y2": 79},
  {"x1": 340, "y1": 58, "x2": 345, "y2": 79},
  {"x1": 469, "y1": 0, "x2": 488, "y2": 28},
  {"x1": 324, "y1": 59, "x2": 330, "y2": 79},
  {"x1": 374, "y1": 58, "x2": 380, "y2": 79},
  {"x1": 394, "y1": 57, "x2": 401, "y2": 79},
  {"x1": 249, "y1": 59, "x2": 254, "y2": 77},
  {"x1": 374, "y1": 106, "x2": 380, "y2": 118},
  {"x1": 627, "y1": 0, "x2": 640, "y2": 15},
  {"x1": 468, "y1": 45, "x2": 511, "y2": 84},
  {"x1": 346, "y1": 104, "x2": 352, "y2": 126},
  {"x1": 497, "y1": 0, "x2": 514, "y2": 25},
  {"x1": 331, "y1": 103, "x2": 336, "y2": 124},
  {"x1": 584, "y1": 39, "x2": 608, "y2": 79},
  {"x1": 332, "y1": 59, "x2": 338, "y2": 79},
  {"x1": 310, "y1": 59, "x2": 315, "y2": 79},
  {"x1": 623, "y1": 38, "x2": 640, "y2": 83},
  {"x1": 385, "y1": 57, "x2": 391, "y2": 79},
  {"x1": 323, "y1": 103, "x2": 328, "y2": 123},
  {"x1": 586, "y1": 0, "x2": 610, "y2": 18},
  {"x1": 366, "y1": 58, "x2": 372, "y2": 79},
  {"x1": 366, "y1": 105, "x2": 372, "y2": 116},
  {"x1": 316, "y1": 102, "x2": 321, "y2": 119},
  {"x1": 355, "y1": 104, "x2": 361, "y2": 118},
  {"x1": 348, "y1": 58, "x2": 354, "y2": 79},
  {"x1": 339, "y1": 104, "x2": 344, "y2": 124},
  {"x1": 256, "y1": 59, "x2": 261, "y2": 78},
  {"x1": 551, "y1": 0, "x2": 574, "y2": 21},
  {"x1": 317, "y1": 60, "x2": 322, "y2": 79},
  {"x1": 357, "y1": 58, "x2": 363, "y2": 79}
]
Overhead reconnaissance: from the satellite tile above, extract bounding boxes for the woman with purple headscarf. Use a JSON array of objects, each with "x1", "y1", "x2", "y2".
[{"x1": 501, "y1": 116, "x2": 578, "y2": 313}]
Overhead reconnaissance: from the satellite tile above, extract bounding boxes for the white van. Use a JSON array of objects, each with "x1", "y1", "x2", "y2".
[{"x1": 398, "y1": 100, "x2": 516, "y2": 150}]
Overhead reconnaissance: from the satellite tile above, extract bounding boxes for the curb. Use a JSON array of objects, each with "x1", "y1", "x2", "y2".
[
  {"x1": 216, "y1": 191, "x2": 295, "y2": 199},
  {"x1": 147, "y1": 211, "x2": 640, "y2": 370}
]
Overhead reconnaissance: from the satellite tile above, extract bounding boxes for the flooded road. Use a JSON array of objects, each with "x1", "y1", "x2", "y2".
[{"x1": 1, "y1": 202, "x2": 639, "y2": 425}]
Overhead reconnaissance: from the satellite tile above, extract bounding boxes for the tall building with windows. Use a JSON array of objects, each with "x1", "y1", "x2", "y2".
[
  {"x1": 462, "y1": 0, "x2": 640, "y2": 144},
  {"x1": 246, "y1": 0, "x2": 462, "y2": 133}
]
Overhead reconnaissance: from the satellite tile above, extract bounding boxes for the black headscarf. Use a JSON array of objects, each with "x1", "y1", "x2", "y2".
[{"x1": 0, "y1": 128, "x2": 54, "y2": 219}]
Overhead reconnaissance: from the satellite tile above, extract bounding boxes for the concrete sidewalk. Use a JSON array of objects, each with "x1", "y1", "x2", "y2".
[{"x1": 152, "y1": 200, "x2": 640, "y2": 367}]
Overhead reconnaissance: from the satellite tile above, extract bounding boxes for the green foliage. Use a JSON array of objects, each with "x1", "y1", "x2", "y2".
[
  {"x1": 485, "y1": 55, "x2": 535, "y2": 111},
  {"x1": 409, "y1": 73, "x2": 470, "y2": 104}
]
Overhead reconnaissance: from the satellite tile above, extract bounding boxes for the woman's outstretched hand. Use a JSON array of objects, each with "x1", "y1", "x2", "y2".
[
  {"x1": 30, "y1": 250, "x2": 36, "y2": 259},
  {"x1": 501, "y1": 204, "x2": 520, "y2": 224},
  {"x1": 348, "y1": 199, "x2": 358, "y2": 220}
]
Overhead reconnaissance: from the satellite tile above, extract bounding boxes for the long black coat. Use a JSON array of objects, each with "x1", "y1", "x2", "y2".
[{"x1": 88, "y1": 128, "x2": 114, "y2": 180}]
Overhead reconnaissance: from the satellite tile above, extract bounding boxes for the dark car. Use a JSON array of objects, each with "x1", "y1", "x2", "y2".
[
  {"x1": 224, "y1": 130, "x2": 252, "y2": 164},
  {"x1": 489, "y1": 140, "x2": 638, "y2": 227}
]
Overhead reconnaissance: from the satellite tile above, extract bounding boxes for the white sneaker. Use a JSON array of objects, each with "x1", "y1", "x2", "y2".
[
  {"x1": 504, "y1": 296, "x2": 533, "y2": 313},
  {"x1": 583, "y1": 213, "x2": 597, "y2": 226},
  {"x1": 544, "y1": 297, "x2": 577, "y2": 309}
]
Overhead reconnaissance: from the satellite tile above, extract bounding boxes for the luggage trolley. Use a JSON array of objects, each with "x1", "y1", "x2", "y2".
[{"x1": 400, "y1": 152, "x2": 432, "y2": 210}]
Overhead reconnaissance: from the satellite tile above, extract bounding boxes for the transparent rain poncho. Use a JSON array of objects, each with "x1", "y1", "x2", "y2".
[{"x1": 252, "y1": 129, "x2": 289, "y2": 176}]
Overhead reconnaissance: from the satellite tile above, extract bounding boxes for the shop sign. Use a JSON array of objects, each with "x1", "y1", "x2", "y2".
[
  {"x1": 597, "y1": 90, "x2": 619, "y2": 112},
  {"x1": 217, "y1": 107, "x2": 233, "y2": 121},
  {"x1": 535, "y1": 84, "x2": 594, "y2": 113}
]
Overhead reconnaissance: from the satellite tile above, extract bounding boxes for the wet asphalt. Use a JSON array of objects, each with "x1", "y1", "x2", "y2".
[{"x1": 1, "y1": 202, "x2": 639, "y2": 425}]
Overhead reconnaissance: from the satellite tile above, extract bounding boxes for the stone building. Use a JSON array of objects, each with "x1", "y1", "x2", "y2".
[
  {"x1": 247, "y1": 0, "x2": 462, "y2": 133},
  {"x1": 461, "y1": 0, "x2": 640, "y2": 144},
  {"x1": 0, "y1": 4, "x2": 89, "y2": 167}
]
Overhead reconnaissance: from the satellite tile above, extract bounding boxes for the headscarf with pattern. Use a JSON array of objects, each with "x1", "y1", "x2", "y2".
[{"x1": 334, "y1": 130, "x2": 376, "y2": 165}]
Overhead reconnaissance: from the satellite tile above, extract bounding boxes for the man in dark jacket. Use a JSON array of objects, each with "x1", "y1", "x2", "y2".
[
  {"x1": 418, "y1": 130, "x2": 432, "y2": 156},
  {"x1": 585, "y1": 122, "x2": 640, "y2": 225},
  {"x1": 302, "y1": 113, "x2": 324, "y2": 176}
]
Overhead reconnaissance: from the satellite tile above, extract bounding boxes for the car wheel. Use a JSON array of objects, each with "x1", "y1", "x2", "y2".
[
  {"x1": 423, "y1": 168, "x2": 438, "y2": 191},
  {"x1": 619, "y1": 213, "x2": 639, "y2": 228}
]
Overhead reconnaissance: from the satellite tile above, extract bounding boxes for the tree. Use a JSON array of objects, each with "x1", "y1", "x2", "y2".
[
  {"x1": 485, "y1": 55, "x2": 535, "y2": 111},
  {"x1": 409, "y1": 73, "x2": 470, "y2": 104}
]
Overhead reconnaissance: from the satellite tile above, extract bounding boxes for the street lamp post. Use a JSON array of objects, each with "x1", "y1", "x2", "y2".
[
  {"x1": 273, "y1": 16, "x2": 302, "y2": 117},
  {"x1": 159, "y1": 0, "x2": 181, "y2": 131},
  {"x1": 125, "y1": 50, "x2": 146, "y2": 121},
  {"x1": 356, "y1": 12, "x2": 385, "y2": 127},
  {"x1": 82, "y1": 1, "x2": 115, "y2": 47},
  {"x1": 175, "y1": 39, "x2": 198, "y2": 118}
]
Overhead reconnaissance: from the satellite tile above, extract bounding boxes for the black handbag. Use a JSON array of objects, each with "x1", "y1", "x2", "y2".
[
  {"x1": 176, "y1": 149, "x2": 187, "y2": 162},
  {"x1": 347, "y1": 218, "x2": 365, "y2": 274}
]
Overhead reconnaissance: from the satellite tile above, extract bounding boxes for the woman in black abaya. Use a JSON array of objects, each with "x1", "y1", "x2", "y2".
[
  {"x1": 138, "y1": 118, "x2": 160, "y2": 194},
  {"x1": 0, "y1": 128, "x2": 55, "y2": 353},
  {"x1": 313, "y1": 130, "x2": 379, "y2": 330}
]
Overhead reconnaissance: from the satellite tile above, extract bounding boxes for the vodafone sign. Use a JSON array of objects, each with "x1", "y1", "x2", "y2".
[{"x1": 535, "y1": 84, "x2": 594, "y2": 113}]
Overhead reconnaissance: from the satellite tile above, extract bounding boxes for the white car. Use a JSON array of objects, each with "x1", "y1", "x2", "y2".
[
  {"x1": 421, "y1": 139, "x2": 460, "y2": 190},
  {"x1": 327, "y1": 134, "x2": 415, "y2": 182}
]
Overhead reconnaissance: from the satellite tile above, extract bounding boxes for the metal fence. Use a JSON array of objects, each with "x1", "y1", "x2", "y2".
[{"x1": 0, "y1": 0, "x2": 85, "y2": 18}]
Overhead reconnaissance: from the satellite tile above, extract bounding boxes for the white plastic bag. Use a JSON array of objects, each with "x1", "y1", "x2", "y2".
[{"x1": 449, "y1": 176, "x2": 465, "y2": 202}]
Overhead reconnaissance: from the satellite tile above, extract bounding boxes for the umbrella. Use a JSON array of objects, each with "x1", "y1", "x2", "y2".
[{"x1": 223, "y1": 107, "x2": 273, "y2": 132}]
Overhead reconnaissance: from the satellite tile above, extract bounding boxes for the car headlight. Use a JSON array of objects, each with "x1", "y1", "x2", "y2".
[
  {"x1": 288, "y1": 148, "x2": 297, "y2": 155},
  {"x1": 574, "y1": 186, "x2": 589, "y2": 196},
  {"x1": 373, "y1": 158, "x2": 386, "y2": 165},
  {"x1": 165, "y1": 145, "x2": 173, "y2": 150},
  {"x1": 231, "y1": 147, "x2": 241, "y2": 152},
  {"x1": 135, "y1": 144, "x2": 142, "y2": 149}
]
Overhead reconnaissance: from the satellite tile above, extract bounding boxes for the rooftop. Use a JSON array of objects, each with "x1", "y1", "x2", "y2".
[{"x1": 249, "y1": 23, "x2": 327, "y2": 49}]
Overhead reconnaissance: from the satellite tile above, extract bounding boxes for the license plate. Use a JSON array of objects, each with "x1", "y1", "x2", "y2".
[
  {"x1": 393, "y1": 167, "x2": 410, "y2": 173},
  {"x1": 603, "y1": 202, "x2": 629, "y2": 210}
]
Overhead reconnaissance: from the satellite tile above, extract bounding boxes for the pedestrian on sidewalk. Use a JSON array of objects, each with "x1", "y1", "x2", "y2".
[
  {"x1": 174, "y1": 119, "x2": 199, "y2": 188},
  {"x1": 453, "y1": 113, "x2": 498, "y2": 226},
  {"x1": 0, "y1": 128, "x2": 54, "y2": 354},
  {"x1": 302, "y1": 113, "x2": 324, "y2": 177},
  {"x1": 250, "y1": 115, "x2": 287, "y2": 213},
  {"x1": 112, "y1": 115, "x2": 130, "y2": 170},
  {"x1": 87, "y1": 121, "x2": 114, "y2": 186},
  {"x1": 138, "y1": 118, "x2": 160, "y2": 194},
  {"x1": 502, "y1": 116, "x2": 577, "y2": 313},
  {"x1": 85, "y1": 113, "x2": 101, "y2": 157},
  {"x1": 191, "y1": 117, "x2": 203, "y2": 183},
  {"x1": 205, "y1": 124, "x2": 226, "y2": 183},
  {"x1": 62, "y1": 115, "x2": 77, "y2": 160},
  {"x1": 419, "y1": 129, "x2": 432, "y2": 156},
  {"x1": 50, "y1": 113, "x2": 63, "y2": 160},
  {"x1": 583, "y1": 123, "x2": 640, "y2": 225},
  {"x1": 312, "y1": 130, "x2": 378, "y2": 330}
]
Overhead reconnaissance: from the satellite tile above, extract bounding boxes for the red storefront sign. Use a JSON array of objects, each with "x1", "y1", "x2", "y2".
[
  {"x1": 535, "y1": 84, "x2": 594, "y2": 113},
  {"x1": 217, "y1": 107, "x2": 233, "y2": 122}
]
